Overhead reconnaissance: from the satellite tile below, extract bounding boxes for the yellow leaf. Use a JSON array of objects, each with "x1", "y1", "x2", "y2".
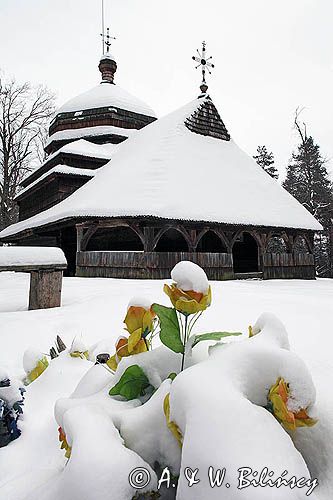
[
  {"x1": 128, "y1": 328, "x2": 143, "y2": 353},
  {"x1": 106, "y1": 355, "x2": 118, "y2": 371},
  {"x1": 163, "y1": 393, "x2": 183, "y2": 448}
]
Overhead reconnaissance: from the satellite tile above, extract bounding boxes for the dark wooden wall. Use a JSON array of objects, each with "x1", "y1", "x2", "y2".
[
  {"x1": 263, "y1": 253, "x2": 315, "y2": 279},
  {"x1": 49, "y1": 106, "x2": 156, "y2": 136},
  {"x1": 18, "y1": 174, "x2": 91, "y2": 221},
  {"x1": 76, "y1": 251, "x2": 234, "y2": 280}
]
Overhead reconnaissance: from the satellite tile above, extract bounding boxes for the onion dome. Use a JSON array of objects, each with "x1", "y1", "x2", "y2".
[
  {"x1": 46, "y1": 51, "x2": 156, "y2": 155},
  {"x1": 98, "y1": 52, "x2": 117, "y2": 83}
]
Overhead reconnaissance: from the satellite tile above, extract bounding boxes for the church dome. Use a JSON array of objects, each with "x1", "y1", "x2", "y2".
[
  {"x1": 56, "y1": 82, "x2": 156, "y2": 118},
  {"x1": 46, "y1": 51, "x2": 156, "y2": 154}
]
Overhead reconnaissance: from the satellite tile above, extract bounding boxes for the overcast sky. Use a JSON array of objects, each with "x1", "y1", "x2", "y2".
[{"x1": 1, "y1": 0, "x2": 332, "y2": 178}]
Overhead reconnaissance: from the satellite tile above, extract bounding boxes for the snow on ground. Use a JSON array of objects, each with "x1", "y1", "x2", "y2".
[{"x1": 0, "y1": 273, "x2": 332, "y2": 498}]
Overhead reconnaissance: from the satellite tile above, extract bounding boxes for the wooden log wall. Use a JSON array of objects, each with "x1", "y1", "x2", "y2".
[
  {"x1": 49, "y1": 107, "x2": 156, "y2": 136},
  {"x1": 18, "y1": 175, "x2": 90, "y2": 221},
  {"x1": 76, "y1": 251, "x2": 234, "y2": 280},
  {"x1": 263, "y1": 252, "x2": 315, "y2": 280}
]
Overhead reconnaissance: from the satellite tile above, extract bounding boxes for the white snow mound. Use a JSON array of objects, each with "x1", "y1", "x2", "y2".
[{"x1": 171, "y1": 260, "x2": 209, "y2": 293}]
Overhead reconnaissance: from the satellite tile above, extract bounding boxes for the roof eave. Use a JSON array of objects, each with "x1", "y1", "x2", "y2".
[{"x1": 0, "y1": 214, "x2": 321, "y2": 243}]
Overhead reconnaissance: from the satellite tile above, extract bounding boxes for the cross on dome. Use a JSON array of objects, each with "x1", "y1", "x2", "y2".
[
  {"x1": 192, "y1": 41, "x2": 215, "y2": 95},
  {"x1": 99, "y1": 26, "x2": 117, "y2": 83},
  {"x1": 100, "y1": 27, "x2": 116, "y2": 55}
]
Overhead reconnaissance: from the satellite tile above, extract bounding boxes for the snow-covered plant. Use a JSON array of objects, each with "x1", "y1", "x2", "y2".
[
  {"x1": 107, "y1": 299, "x2": 157, "y2": 371},
  {"x1": 107, "y1": 261, "x2": 241, "y2": 401},
  {"x1": 153, "y1": 261, "x2": 241, "y2": 371},
  {"x1": 267, "y1": 377, "x2": 317, "y2": 430},
  {"x1": 163, "y1": 261, "x2": 212, "y2": 315},
  {"x1": 58, "y1": 426, "x2": 71, "y2": 459},
  {"x1": 69, "y1": 338, "x2": 89, "y2": 359},
  {"x1": 23, "y1": 349, "x2": 49, "y2": 385}
]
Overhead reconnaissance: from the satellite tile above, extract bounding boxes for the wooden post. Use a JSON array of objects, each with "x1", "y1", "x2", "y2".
[
  {"x1": 143, "y1": 226, "x2": 155, "y2": 252},
  {"x1": 28, "y1": 270, "x2": 63, "y2": 310},
  {"x1": 76, "y1": 225, "x2": 84, "y2": 252}
]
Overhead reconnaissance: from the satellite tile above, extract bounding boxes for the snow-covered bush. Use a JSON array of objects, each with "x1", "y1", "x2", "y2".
[{"x1": 42, "y1": 261, "x2": 318, "y2": 500}]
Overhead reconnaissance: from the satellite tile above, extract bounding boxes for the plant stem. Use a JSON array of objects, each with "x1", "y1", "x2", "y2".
[
  {"x1": 188, "y1": 312, "x2": 199, "y2": 333},
  {"x1": 181, "y1": 314, "x2": 188, "y2": 372},
  {"x1": 178, "y1": 312, "x2": 184, "y2": 342},
  {"x1": 188, "y1": 311, "x2": 203, "y2": 336}
]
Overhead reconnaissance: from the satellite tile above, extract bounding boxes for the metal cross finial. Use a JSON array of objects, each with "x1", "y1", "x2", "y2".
[
  {"x1": 192, "y1": 41, "x2": 215, "y2": 94},
  {"x1": 100, "y1": 27, "x2": 116, "y2": 54}
]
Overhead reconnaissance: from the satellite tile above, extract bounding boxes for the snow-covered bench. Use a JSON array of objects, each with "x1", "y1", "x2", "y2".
[{"x1": 0, "y1": 247, "x2": 67, "y2": 310}]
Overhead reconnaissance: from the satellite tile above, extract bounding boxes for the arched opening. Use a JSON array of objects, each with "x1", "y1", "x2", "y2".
[
  {"x1": 86, "y1": 227, "x2": 143, "y2": 251},
  {"x1": 196, "y1": 231, "x2": 227, "y2": 253},
  {"x1": 154, "y1": 228, "x2": 189, "y2": 252},
  {"x1": 294, "y1": 235, "x2": 310, "y2": 254},
  {"x1": 232, "y1": 232, "x2": 259, "y2": 273},
  {"x1": 266, "y1": 235, "x2": 288, "y2": 254}
]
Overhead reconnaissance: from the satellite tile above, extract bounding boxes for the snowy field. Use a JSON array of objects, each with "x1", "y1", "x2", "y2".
[{"x1": 0, "y1": 273, "x2": 333, "y2": 499}]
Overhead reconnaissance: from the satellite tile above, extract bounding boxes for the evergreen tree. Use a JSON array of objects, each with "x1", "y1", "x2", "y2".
[
  {"x1": 283, "y1": 120, "x2": 332, "y2": 228},
  {"x1": 253, "y1": 145, "x2": 279, "y2": 179},
  {"x1": 283, "y1": 111, "x2": 333, "y2": 276}
]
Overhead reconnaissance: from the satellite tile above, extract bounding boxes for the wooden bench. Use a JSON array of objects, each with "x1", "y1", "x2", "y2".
[{"x1": 0, "y1": 247, "x2": 67, "y2": 310}]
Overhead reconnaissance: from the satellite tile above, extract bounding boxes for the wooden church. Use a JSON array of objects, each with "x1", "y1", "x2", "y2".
[{"x1": 0, "y1": 40, "x2": 321, "y2": 280}]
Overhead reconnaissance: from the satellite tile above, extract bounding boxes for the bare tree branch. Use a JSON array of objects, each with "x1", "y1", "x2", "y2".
[{"x1": 0, "y1": 74, "x2": 55, "y2": 229}]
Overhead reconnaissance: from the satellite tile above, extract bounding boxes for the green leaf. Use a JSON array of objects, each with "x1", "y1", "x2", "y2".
[
  {"x1": 192, "y1": 331, "x2": 242, "y2": 348},
  {"x1": 152, "y1": 304, "x2": 184, "y2": 354},
  {"x1": 109, "y1": 365, "x2": 151, "y2": 400}
]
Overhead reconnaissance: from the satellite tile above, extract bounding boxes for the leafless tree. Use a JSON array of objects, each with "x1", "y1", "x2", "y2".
[{"x1": 0, "y1": 74, "x2": 55, "y2": 229}]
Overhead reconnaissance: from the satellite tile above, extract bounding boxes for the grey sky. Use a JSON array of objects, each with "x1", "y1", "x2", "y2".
[{"x1": 1, "y1": 0, "x2": 332, "y2": 178}]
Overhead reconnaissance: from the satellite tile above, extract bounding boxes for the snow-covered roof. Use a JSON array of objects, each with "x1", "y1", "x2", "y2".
[
  {"x1": 49, "y1": 139, "x2": 118, "y2": 160},
  {"x1": 16, "y1": 165, "x2": 97, "y2": 200},
  {"x1": 55, "y1": 82, "x2": 156, "y2": 118},
  {"x1": 0, "y1": 96, "x2": 322, "y2": 239},
  {"x1": 22, "y1": 139, "x2": 117, "y2": 186},
  {"x1": 46, "y1": 125, "x2": 136, "y2": 148}
]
